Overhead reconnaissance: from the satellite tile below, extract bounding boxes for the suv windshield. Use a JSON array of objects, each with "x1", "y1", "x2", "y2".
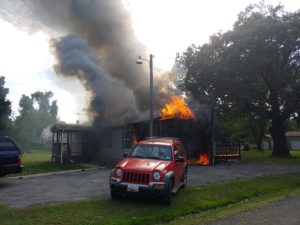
[{"x1": 130, "y1": 144, "x2": 172, "y2": 161}]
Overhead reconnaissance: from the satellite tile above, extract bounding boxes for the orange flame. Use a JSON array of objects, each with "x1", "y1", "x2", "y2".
[
  {"x1": 195, "y1": 153, "x2": 210, "y2": 165},
  {"x1": 160, "y1": 96, "x2": 195, "y2": 120}
]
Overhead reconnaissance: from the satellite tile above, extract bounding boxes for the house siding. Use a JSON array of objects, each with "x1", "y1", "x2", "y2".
[
  {"x1": 97, "y1": 128, "x2": 126, "y2": 165},
  {"x1": 287, "y1": 136, "x2": 300, "y2": 150}
]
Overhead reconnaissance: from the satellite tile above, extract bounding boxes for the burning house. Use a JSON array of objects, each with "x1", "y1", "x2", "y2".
[
  {"x1": 130, "y1": 96, "x2": 214, "y2": 165},
  {"x1": 51, "y1": 96, "x2": 242, "y2": 166},
  {"x1": 101, "y1": 96, "x2": 216, "y2": 165},
  {"x1": 51, "y1": 96, "x2": 216, "y2": 165},
  {"x1": 92, "y1": 96, "x2": 215, "y2": 165}
]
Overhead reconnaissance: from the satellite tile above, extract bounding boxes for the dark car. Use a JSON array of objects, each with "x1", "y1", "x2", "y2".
[{"x1": 0, "y1": 136, "x2": 23, "y2": 177}]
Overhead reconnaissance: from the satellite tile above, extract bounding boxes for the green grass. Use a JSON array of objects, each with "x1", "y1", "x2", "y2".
[
  {"x1": 16, "y1": 150, "x2": 86, "y2": 176},
  {"x1": 1, "y1": 173, "x2": 300, "y2": 225},
  {"x1": 241, "y1": 149, "x2": 300, "y2": 165}
]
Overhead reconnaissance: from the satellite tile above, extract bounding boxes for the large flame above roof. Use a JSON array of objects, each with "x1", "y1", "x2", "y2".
[{"x1": 160, "y1": 96, "x2": 195, "y2": 120}]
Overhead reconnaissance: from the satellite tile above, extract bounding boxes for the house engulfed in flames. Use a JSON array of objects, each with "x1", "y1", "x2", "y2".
[
  {"x1": 130, "y1": 96, "x2": 214, "y2": 166},
  {"x1": 51, "y1": 96, "x2": 215, "y2": 165}
]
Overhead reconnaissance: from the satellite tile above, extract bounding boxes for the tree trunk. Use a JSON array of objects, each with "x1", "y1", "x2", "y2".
[
  {"x1": 270, "y1": 117, "x2": 289, "y2": 156},
  {"x1": 253, "y1": 121, "x2": 266, "y2": 151},
  {"x1": 255, "y1": 135, "x2": 263, "y2": 151},
  {"x1": 249, "y1": 118, "x2": 266, "y2": 151}
]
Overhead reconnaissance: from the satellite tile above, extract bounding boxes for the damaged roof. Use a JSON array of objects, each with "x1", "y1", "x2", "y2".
[{"x1": 51, "y1": 122, "x2": 91, "y2": 132}]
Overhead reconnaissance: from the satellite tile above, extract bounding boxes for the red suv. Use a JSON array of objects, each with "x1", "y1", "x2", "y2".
[{"x1": 109, "y1": 137, "x2": 188, "y2": 204}]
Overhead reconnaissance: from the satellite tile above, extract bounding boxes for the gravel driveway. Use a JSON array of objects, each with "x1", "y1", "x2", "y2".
[{"x1": 0, "y1": 162, "x2": 300, "y2": 208}]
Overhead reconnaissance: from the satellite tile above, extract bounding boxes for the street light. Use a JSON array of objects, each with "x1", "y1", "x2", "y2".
[{"x1": 136, "y1": 54, "x2": 154, "y2": 137}]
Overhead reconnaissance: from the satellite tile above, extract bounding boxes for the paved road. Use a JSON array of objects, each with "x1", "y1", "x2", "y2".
[
  {"x1": 207, "y1": 195, "x2": 300, "y2": 225},
  {"x1": 0, "y1": 162, "x2": 300, "y2": 208}
]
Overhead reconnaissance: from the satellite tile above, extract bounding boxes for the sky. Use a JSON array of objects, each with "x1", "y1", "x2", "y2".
[{"x1": 0, "y1": 0, "x2": 300, "y2": 123}]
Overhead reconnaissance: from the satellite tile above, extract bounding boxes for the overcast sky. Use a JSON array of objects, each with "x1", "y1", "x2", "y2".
[{"x1": 0, "y1": 0, "x2": 299, "y2": 123}]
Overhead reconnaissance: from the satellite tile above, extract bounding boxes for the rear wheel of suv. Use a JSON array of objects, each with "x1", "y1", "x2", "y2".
[
  {"x1": 161, "y1": 181, "x2": 172, "y2": 205},
  {"x1": 182, "y1": 168, "x2": 188, "y2": 188}
]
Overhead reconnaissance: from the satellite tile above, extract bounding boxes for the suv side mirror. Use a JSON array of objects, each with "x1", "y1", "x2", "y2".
[
  {"x1": 123, "y1": 153, "x2": 128, "y2": 158},
  {"x1": 176, "y1": 156, "x2": 184, "y2": 163}
]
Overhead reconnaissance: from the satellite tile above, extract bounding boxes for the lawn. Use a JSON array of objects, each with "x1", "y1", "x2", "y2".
[
  {"x1": 241, "y1": 149, "x2": 300, "y2": 165},
  {"x1": 1, "y1": 173, "x2": 300, "y2": 225},
  {"x1": 16, "y1": 150, "x2": 86, "y2": 176}
]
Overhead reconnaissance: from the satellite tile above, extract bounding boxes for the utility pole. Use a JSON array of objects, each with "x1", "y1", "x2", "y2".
[
  {"x1": 149, "y1": 54, "x2": 154, "y2": 137},
  {"x1": 136, "y1": 54, "x2": 155, "y2": 137}
]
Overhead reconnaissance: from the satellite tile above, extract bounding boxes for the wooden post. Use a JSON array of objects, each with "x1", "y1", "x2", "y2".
[
  {"x1": 60, "y1": 130, "x2": 64, "y2": 164},
  {"x1": 51, "y1": 131, "x2": 54, "y2": 162},
  {"x1": 67, "y1": 131, "x2": 70, "y2": 161}
]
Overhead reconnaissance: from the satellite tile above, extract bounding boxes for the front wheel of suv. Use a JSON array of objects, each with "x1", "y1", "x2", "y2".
[
  {"x1": 110, "y1": 190, "x2": 121, "y2": 200},
  {"x1": 161, "y1": 181, "x2": 172, "y2": 205}
]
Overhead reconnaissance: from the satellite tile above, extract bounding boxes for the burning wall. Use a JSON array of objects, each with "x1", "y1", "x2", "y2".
[{"x1": 132, "y1": 96, "x2": 213, "y2": 165}]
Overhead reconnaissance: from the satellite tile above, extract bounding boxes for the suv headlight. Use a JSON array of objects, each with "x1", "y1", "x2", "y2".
[
  {"x1": 115, "y1": 168, "x2": 122, "y2": 177},
  {"x1": 153, "y1": 172, "x2": 161, "y2": 180}
]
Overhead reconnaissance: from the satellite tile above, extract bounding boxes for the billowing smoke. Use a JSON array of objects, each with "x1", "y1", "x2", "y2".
[
  {"x1": 54, "y1": 35, "x2": 141, "y2": 126},
  {"x1": 1, "y1": 0, "x2": 175, "y2": 126},
  {"x1": 40, "y1": 125, "x2": 52, "y2": 143}
]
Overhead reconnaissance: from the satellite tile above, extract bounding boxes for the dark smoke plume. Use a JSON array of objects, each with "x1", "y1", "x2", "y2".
[
  {"x1": 54, "y1": 35, "x2": 141, "y2": 126},
  {"x1": 1, "y1": 0, "x2": 175, "y2": 126}
]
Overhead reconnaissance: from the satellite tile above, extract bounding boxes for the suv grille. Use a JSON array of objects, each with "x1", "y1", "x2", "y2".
[{"x1": 122, "y1": 171, "x2": 150, "y2": 184}]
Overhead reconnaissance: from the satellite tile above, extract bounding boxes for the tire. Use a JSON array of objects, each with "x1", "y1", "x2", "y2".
[
  {"x1": 182, "y1": 168, "x2": 188, "y2": 188},
  {"x1": 110, "y1": 190, "x2": 121, "y2": 200},
  {"x1": 161, "y1": 181, "x2": 172, "y2": 205}
]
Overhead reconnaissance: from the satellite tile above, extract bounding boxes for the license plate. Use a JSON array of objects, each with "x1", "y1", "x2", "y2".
[{"x1": 127, "y1": 184, "x2": 139, "y2": 192}]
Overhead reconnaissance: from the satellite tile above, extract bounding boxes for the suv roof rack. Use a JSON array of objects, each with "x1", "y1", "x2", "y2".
[
  {"x1": 145, "y1": 136, "x2": 180, "y2": 140},
  {"x1": 144, "y1": 136, "x2": 160, "y2": 140},
  {"x1": 144, "y1": 137, "x2": 181, "y2": 144}
]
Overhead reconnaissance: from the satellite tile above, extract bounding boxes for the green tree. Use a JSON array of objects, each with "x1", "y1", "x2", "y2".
[
  {"x1": 220, "y1": 118, "x2": 252, "y2": 144},
  {"x1": 284, "y1": 118, "x2": 299, "y2": 131},
  {"x1": 19, "y1": 95, "x2": 34, "y2": 115},
  {"x1": 31, "y1": 91, "x2": 58, "y2": 138},
  {"x1": 13, "y1": 95, "x2": 37, "y2": 148},
  {"x1": 218, "y1": 115, "x2": 268, "y2": 150},
  {"x1": 248, "y1": 116, "x2": 268, "y2": 151},
  {"x1": 14, "y1": 91, "x2": 58, "y2": 149},
  {"x1": 178, "y1": 3, "x2": 300, "y2": 156},
  {"x1": 0, "y1": 76, "x2": 11, "y2": 133}
]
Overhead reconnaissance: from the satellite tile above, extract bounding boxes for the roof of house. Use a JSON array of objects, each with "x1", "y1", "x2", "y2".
[
  {"x1": 286, "y1": 131, "x2": 300, "y2": 137},
  {"x1": 51, "y1": 123, "x2": 91, "y2": 132}
]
